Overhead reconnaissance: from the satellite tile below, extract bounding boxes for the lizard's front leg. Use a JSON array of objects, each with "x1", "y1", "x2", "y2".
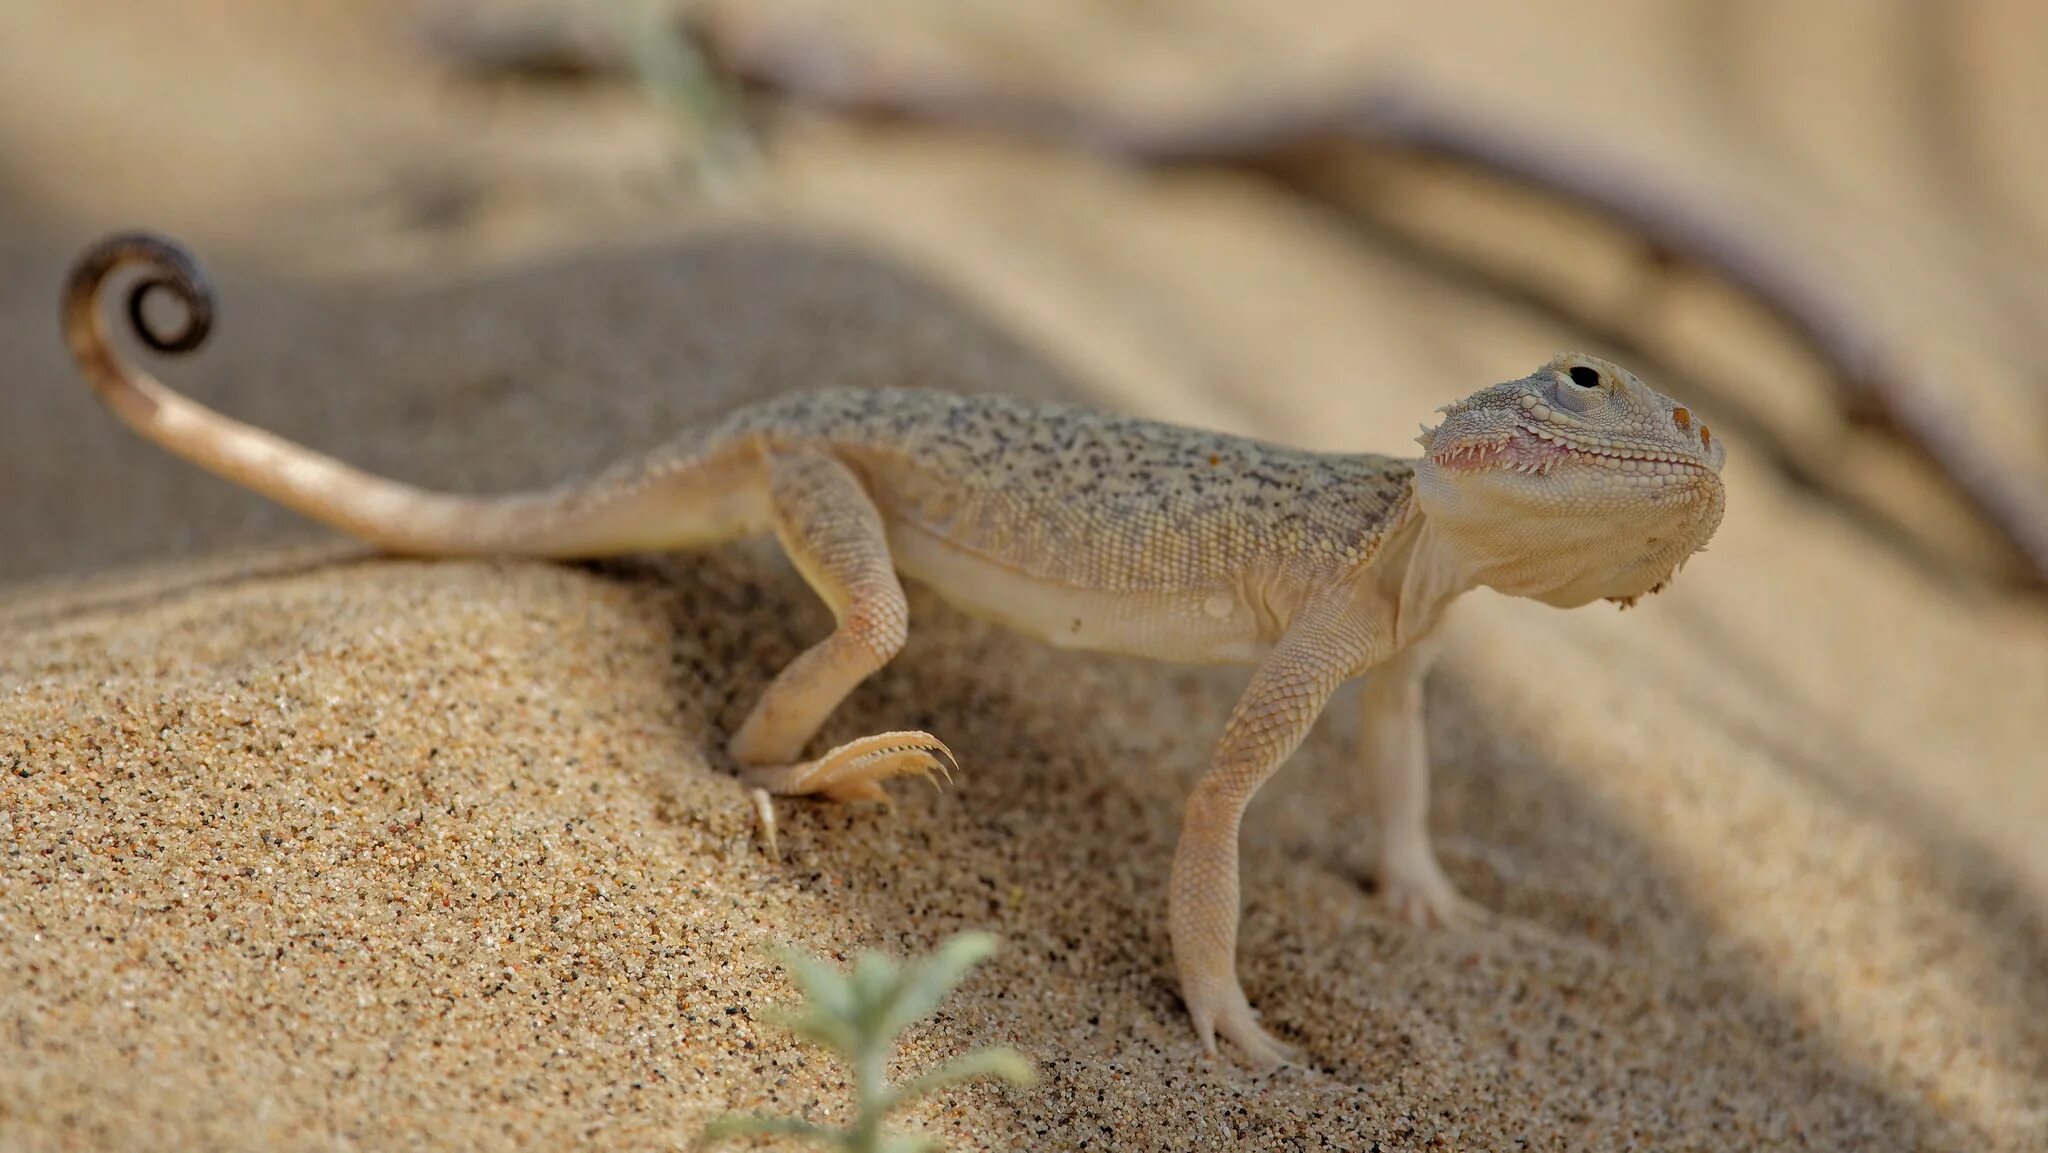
[
  {"x1": 729, "y1": 451, "x2": 952, "y2": 831},
  {"x1": 1169, "y1": 597, "x2": 1384, "y2": 1067},
  {"x1": 1359, "y1": 634, "x2": 1488, "y2": 929}
]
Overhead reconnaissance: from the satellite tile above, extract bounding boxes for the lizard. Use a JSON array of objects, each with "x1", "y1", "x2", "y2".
[{"x1": 61, "y1": 232, "x2": 1728, "y2": 1067}]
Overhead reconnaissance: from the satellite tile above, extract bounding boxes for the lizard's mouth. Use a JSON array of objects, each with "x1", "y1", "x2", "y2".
[{"x1": 1430, "y1": 425, "x2": 1716, "y2": 486}]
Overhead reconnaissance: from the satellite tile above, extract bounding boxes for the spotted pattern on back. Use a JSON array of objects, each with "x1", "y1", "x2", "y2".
[{"x1": 688, "y1": 389, "x2": 1417, "y2": 593}]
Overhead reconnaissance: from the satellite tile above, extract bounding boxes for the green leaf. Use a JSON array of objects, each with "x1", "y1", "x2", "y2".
[
  {"x1": 777, "y1": 947, "x2": 858, "y2": 1025},
  {"x1": 695, "y1": 1113, "x2": 837, "y2": 1149},
  {"x1": 887, "y1": 1047, "x2": 1037, "y2": 1108},
  {"x1": 761, "y1": 1005, "x2": 860, "y2": 1056},
  {"x1": 877, "y1": 932, "x2": 999, "y2": 1039},
  {"x1": 849, "y1": 949, "x2": 905, "y2": 1034}
]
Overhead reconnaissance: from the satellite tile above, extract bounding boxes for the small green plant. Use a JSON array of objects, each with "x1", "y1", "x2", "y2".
[
  {"x1": 605, "y1": 0, "x2": 758, "y2": 199},
  {"x1": 698, "y1": 931, "x2": 1035, "y2": 1152}
]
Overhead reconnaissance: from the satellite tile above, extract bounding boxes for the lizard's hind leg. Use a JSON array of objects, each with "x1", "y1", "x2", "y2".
[{"x1": 730, "y1": 450, "x2": 953, "y2": 808}]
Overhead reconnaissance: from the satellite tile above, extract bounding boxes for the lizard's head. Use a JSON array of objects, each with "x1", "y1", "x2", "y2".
[{"x1": 1412, "y1": 353, "x2": 1725, "y2": 608}]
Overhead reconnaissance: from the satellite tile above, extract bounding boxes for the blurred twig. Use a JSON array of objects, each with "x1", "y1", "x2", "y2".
[
  {"x1": 605, "y1": 0, "x2": 757, "y2": 197},
  {"x1": 421, "y1": 1, "x2": 758, "y2": 197},
  {"x1": 421, "y1": 4, "x2": 2048, "y2": 587},
  {"x1": 419, "y1": 2, "x2": 621, "y2": 81}
]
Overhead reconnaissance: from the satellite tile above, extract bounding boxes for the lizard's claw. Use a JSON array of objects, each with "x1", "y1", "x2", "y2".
[
  {"x1": 1378, "y1": 848, "x2": 1491, "y2": 930},
  {"x1": 740, "y1": 729, "x2": 958, "y2": 803},
  {"x1": 741, "y1": 731, "x2": 956, "y2": 858},
  {"x1": 1188, "y1": 978, "x2": 1295, "y2": 1070},
  {"x1": 750, "y1": 787, "x2": 781, "y2": 860}
]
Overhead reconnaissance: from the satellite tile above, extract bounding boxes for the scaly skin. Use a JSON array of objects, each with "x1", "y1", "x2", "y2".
[{"x1": 61, "y1": 233, "x2": 1727, "y2": 1067}]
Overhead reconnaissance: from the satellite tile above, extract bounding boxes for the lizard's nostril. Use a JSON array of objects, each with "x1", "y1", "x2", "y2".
[
  {"x1": 1672, "y1": 407, "x2": 1691, "y2": 430},
  {"x1": 1699, "y1": 424, "x2": 1712, "y2": 448}
]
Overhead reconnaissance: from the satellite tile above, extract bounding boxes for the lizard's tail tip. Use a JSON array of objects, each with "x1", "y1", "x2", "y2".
[{"x1": 63, "y1": 231, "x2": 215, "y2": 360}]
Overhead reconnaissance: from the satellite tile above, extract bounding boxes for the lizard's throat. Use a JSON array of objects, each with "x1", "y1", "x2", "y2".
[{"x1": 1411, "y1": 457, "x2": 1722, "y2": 608}]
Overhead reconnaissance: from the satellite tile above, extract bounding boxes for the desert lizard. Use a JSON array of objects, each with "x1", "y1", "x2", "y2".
[{"x1": 62, "y1": 232, "x2": 1727, "y2": 1067}]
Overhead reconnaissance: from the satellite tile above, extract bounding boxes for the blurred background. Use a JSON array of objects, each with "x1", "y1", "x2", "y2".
[
  {"x1": 2, "y1": 2, "x2": 2046, "y2": 1149},
  {"x1": 3, "y1": 0, "x2": 2045, "y2": 590}
]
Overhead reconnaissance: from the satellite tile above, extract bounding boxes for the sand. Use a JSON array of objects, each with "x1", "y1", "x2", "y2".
[{"x1": 4, "y1": 2, "x2": 2047, "y2": 1150}]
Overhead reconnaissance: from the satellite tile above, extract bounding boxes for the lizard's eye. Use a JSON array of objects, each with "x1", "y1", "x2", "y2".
[{"x1": 1553, "y1": 363, "x2": 1611, "y2": 415}]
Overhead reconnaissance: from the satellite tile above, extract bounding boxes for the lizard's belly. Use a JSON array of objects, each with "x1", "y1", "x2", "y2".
[{"x1": 885, "y1": 521, "x2": 1270, "y2": 665}]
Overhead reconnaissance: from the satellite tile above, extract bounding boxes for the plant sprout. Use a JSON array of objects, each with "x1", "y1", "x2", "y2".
[{"x1": 698, "y1": 931, "x2": 1035, "y2": 1152}]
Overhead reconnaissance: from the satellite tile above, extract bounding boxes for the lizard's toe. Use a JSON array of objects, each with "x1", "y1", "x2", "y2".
[
  {"x1": 1228, "y1": 1019, "x2": 1295, "y2": 1071},
  {"x1": 820, "y1": 779, "x2": 891, "y2": 805},
  {"x1": 1188, "y1": 979, "x2": 1295, "y2": 1070},
  {"x1": 740, "y1": 730, "x2": 957, "y2": 801},
  {"x1": 1379, "y1": 850, "x2": 1491, "y2": 930}
]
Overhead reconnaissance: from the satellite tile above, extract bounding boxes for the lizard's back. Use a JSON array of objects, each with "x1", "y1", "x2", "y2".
[{"x1": 718, "y1": 389, "x2": 1414, "y2": 585}]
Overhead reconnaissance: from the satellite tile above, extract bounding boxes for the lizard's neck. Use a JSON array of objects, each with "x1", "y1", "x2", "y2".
[{"x1": 1371, "y1": 509, "x2": 1476, "y2": 649}]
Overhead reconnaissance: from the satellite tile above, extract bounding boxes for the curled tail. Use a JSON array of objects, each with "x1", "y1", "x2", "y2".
[{"x1": 61, "y1": 233, "x2": 760, "y2": 558}]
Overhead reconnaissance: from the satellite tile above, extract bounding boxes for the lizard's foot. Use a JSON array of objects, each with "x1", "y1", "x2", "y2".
[
  {"x1": 1187, "y1": 978, "x2": 1295, "y2": 1070},
  {"x1": 739, "y1": 731, "x2": 955, "y2": 859},
  {"x1": 1378, "y1": 845, "x2": 1490, "y2": 930},
  {"x1": 740, "y1": 730, "x2": 956, "y2": 803}
]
